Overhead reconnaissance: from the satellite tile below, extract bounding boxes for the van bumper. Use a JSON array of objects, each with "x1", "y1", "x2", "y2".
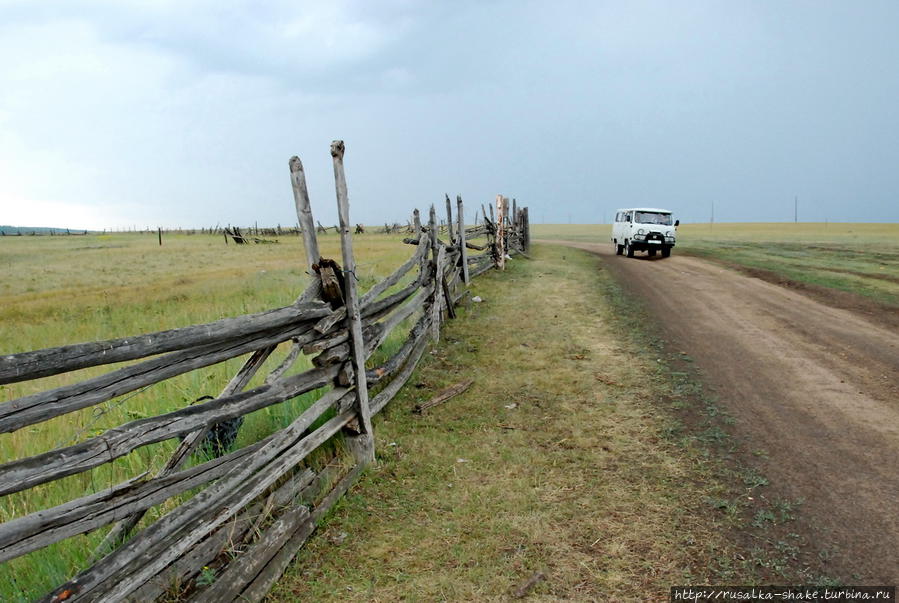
[{"x1": 630, "y1": 240, "x2": 674, "y2": 251}]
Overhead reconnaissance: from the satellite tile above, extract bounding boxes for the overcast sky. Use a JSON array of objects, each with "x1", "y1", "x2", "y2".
[{"x1": 1, "y1": 0, "x2": 897, "y2": 229}]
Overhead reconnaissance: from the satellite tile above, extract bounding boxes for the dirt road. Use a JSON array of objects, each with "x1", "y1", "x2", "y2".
[{"x1": 546, "y1": 240, "x2": 899, "y2": 583}]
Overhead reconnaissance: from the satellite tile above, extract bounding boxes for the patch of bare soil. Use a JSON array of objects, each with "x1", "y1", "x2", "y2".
[
  {"x1": 680, "y1": 254, "x2": 899, "y2": 331},
  {"x1": 547, "y1": 240, "x2": 899, "y2": 584}
]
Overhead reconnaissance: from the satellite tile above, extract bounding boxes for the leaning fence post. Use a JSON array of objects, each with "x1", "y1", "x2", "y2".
[
  {"x1": 413, "y1": 208, "x2": 422, "y2": 239},
  {"x1": 428, "y1": 205, "x2": 442, "y2": 342},
  {"x1": 457, "y1": 195, "x2": 469, "y2": 284},
  {"x1": 444, "y1": 194, "x2": 455, "y2": 245},
  {"x1": 289, "y1": 156, "x2": 320, "y2": 273},
  {"x1": 330, "y1": 140, "x2": 375, "y2": 464}
]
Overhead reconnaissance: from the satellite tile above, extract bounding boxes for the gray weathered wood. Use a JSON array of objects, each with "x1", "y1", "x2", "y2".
[
  {"x1": 414, "y1": 379, "x2": 474, "y2": 414},
  {"x1": 363, "y1": 284, "x2": 432, "y2": 358},
  {"x1": 441, "y1": 270, "x2": 456, "y2": 320},
  {"x1": 130, "y1": 467, "x2": 316, "y2": 601},
  {"x1": 523, "y1": 207, "x2": 530, "y2": 252},
  {"x1": 369, "y1": 327, "x2": 430, "y2": 416},
  {"x1": 313, "y1": 306, "x2": 346, "y2": 334},
  {"x1": 444, "y1": 194, "x2": 455, "y2": 246},
  {"x1": 192, "y1": 504, "x2": 311, "y2": 602},
  {"x1": 358, "y1": 236, "x2": 427, "y2": 308},
  {"x1": 96, "y1": 344, "x2": 278, "y2": 556},
  {"x1": 0, "y1": 364, "x2": 341, "y2": 497},
  {"x1": 457, "y1": 195, "x2": 469, "y2": 284},
  {"x1": 0, "y1": 301, "x2": 328, "y2": 386},
  {"x1": 289, "y1": 156, "x2": 320, "y2": 273},
  {"x1": 332, "y1": 140, "x2": 375, "y2": 465},
  {"x1": 361, "y1": 279, "x2": 421, "y2": 320},
  {"x1": 470, "y1": 256, "x2": 495, "y2": 278},
  {"x1": 366, "y1": 312, "x2": 430, "y2": 386},
  {"x1": 264, "y1": 339, "x2": 302, "y2": 385},
  {"x1": 465, "y1": 225, "x2": 489, "y2": 239},
  {"x1": 0, "y1": 437, "x2": 271, "y2": 563},
  {"x1": 496, "y1": 194, "x2": 506, "y2": 270},
  {"x1": 39, "y1": 389, "x2": 354, "y2": 602},
  {"x1": 428, "y1": 207, "x2": 442, "y2": 342},
  {"x1": 233, "y1": 462, "x2": 365, "y2": 602},
  {"x1": 0, "y1": 323, "x2": 317, "y2": 434},
  {"x1": 513, "y1": 570, "x2": 546, "y2": 598}
]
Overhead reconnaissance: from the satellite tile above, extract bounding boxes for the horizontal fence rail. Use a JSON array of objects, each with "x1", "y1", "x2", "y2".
[{"x1": 0, "y1": 142, "x2": 530, "y2": 602}]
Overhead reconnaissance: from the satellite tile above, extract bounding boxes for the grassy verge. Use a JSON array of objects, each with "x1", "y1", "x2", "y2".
[{"x1": 269, "y1": 243, "x2": 827, "y2": 601}]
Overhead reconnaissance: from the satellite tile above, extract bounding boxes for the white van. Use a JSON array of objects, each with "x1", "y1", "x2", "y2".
[{"x1": 611, "y1": 208, "x2": 678, "y2": 258}]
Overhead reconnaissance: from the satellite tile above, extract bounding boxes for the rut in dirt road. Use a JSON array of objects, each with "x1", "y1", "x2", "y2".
[{"x1": 548, "y1": 240, "x2": 899, "y2": 584}]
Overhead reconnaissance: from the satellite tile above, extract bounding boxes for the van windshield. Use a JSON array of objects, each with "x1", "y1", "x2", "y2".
[{"x1": 634, "y1": 212, "x2": 672, "y2": 226}]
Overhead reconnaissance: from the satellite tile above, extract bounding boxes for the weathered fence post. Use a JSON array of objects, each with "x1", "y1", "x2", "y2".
[
  {"x1": 331, "y1": 140, "x2": 375, "y2": 464},
  {"x1": 428, "y1": 205, "x2": 442, "y2": 342},
  {"x1": 523, "y1": 207, "x2": 530, "y2": 252},
  {"x1": 158, "y1": 227, "x2": 162, "y2": 246},
  {"x1": 495, "y1": 194, "x2": 506, "y2": 270},
  {"x1": 413, "y1": 208, "x2": 421, "y2": 239},
  {"x1": 289, "y1": 156, "x2": 320, "y2": 273},
  {"x1": 444, "y1": 194, "x2": 455, "y2": 245},
  {"x1": 457, "y1": 195, "x2": 469, "y2": 284}
]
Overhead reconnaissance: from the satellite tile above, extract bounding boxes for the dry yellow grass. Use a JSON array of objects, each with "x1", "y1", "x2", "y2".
[
  {"x1": 0, "y1": 230, "x2": 419, "y2": 601},
  {"x1": 269, "y1": 244, "x2": 752, "y2": 601}
]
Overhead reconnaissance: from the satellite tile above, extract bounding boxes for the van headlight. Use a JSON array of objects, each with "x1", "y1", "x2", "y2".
[{"x1": 637, "y1": 229, "x2": 645, "y2": 235}]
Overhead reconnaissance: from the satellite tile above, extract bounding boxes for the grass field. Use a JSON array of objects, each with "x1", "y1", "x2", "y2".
[
  {"x1": 0, "y1": 224, "x2": 877, "y2": 598},
  {"x1": 270, "y1": 244, "x2": 827, "y2": 600},
  {"x1": 0, "y1": 230, "x2": 424, "y2": 600},
  {"x1": 532, "y1": 223, "x2": 899, "y2": 308}
]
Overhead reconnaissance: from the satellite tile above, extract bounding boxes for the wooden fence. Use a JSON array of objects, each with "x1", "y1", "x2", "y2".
[{"x1": 0, "y1": 141, "x2": 530, "y2": 602}]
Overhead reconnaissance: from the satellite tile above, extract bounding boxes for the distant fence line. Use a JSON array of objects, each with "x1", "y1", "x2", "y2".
[{"x1": 0, "y1": 140, "x2": 530, "y2": 602}]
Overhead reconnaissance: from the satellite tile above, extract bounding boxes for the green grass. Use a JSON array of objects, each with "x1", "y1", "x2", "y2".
[
  {"x1": 1, "y1": 226, "x2": 862, "y2": 598},
  {"x1": 531, "y1": 222, "x2": 899, "y2": 308},
  {"x1": 267, "y1": 243, "x2": 829, "y2": 601},
  {"x1": 0, "y1": 230, "x2": 422, "y2": 601}
]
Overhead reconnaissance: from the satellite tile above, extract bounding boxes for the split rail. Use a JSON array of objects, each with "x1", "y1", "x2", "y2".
[{"x1": 0, "y1": 141, "x2": 529, "y2": 602}]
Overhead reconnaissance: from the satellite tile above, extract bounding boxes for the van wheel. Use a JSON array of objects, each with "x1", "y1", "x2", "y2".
[
  {"x1": 662, "y1": 248, "x2": 671, "y2": 258},
  {"x1": 616, "y1": 243, "x2": 623, "y2": 255},
  {"x1": 625, "y1": 241, "x2": 634, "y2": 257}
]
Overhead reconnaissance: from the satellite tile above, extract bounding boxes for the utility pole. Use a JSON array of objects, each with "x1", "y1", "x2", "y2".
[
  {"x1": 711, "y1": 201, "x2": 715, "y2": 228},
  {"x1": 794, "y1": 196, "x2": 798, "y2": 223}
]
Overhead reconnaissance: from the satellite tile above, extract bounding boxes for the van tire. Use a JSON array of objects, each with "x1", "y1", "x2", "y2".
[
  {"x1": 662, "y1": 248, "x2": 671, "y2": 258},
  {"x1": 625, "y1": 241, "x2": 634, "y2": 257},
  {"x1": 616, "y1": 243, "x2": 623, "y2": 255}
]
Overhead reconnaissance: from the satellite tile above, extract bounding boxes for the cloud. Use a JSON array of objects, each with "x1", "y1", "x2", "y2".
[
  {"x1": 1, "y1": 0, "x2": 898, "y2": 226},
  {"x1": 0, "y1": 0, "x2": 417, "y2": 84}
]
